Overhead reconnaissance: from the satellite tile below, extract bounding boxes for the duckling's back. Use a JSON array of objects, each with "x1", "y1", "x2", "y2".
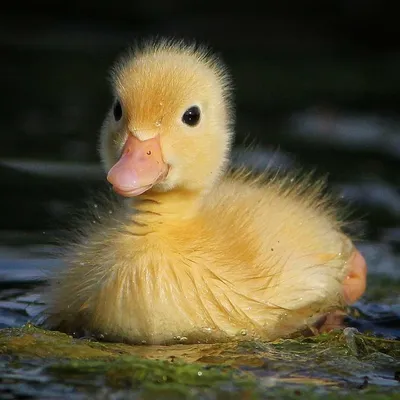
[{"x1": 203, "y1": 170, "x2": 353, "y2": 325}]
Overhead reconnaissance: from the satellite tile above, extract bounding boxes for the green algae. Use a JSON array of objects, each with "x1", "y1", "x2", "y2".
[
  {"x1": 0, "y1": 323, "x2": 113, "y2": 359},
  {"x1": 0, "y1": 324, "x2": 399, "y2": 399},
  {"x1": 47, "y1": 356, "x2": 256, "y2": 392},
  {"x1": 0, "y1": 323, "x2": 240, "y2": 362}
]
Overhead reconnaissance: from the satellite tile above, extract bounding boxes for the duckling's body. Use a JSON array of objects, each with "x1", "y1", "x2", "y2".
[
  {"x1": 46, "y1": 172, "x2": 353, "y2": 344},
  {"x1": 44, "y1": 39, "x2": 365, "y2": 344}
]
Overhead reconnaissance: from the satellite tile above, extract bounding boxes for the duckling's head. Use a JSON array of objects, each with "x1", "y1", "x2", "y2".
[{"x1": 99, "y1": 38, "x2": 234, "y2": 197}]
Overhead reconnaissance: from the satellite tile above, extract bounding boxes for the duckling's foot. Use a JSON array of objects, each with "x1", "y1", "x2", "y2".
[
  {"x1": 313, "y1": 310, "x2": 347, "y2": 334},
  {"x1": 300, "y1": 248, "x2": 367, "y2": 337},
  {"x1": 343, "y1": 249, "x2": 367, "y2": 305}
]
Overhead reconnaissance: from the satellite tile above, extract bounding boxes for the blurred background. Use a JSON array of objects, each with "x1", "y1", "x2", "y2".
[
  {"x1": 1, "y1": 1, "x2": 400, "y2": 234},
  {"x1": 0, "y1": 1, "x2": 400, "y2": 332}
]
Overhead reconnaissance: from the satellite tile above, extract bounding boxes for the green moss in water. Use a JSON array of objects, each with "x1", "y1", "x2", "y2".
[
  {"x1": 47, "y1": 356, "x2": 256, "y2": 390},
  {"x1": 0, "y1": 323, "x2": 116, "y2": 359},
  {"x1": 1, "y1": 324, "x2": 399, "y2": 399}
]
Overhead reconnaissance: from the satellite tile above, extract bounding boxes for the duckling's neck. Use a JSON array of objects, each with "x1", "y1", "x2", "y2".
[{"x1": 127, "y1": 188, "x2": 204, "y2": 228}]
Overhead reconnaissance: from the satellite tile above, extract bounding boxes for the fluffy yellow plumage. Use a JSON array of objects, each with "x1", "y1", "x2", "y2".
[{"x1": 43, "y1": 38, "x2": 364, "y2": 344}]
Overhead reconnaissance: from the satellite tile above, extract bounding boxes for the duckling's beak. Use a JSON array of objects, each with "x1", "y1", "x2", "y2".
[
  {"x1": 343, "y1": 249, "x2": 367, "y2": 304},
  {"x1": 107, "y1": 134, "x2": 168, "y2": 197}
]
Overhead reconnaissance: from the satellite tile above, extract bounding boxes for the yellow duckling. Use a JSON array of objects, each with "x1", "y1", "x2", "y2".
[{"x1": 44, "y1": 38, "x2": 366, "y2": 344}]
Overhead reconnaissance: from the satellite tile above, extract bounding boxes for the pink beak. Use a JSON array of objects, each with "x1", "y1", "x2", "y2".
[{"x1": 107, "y1": 134, "x2": 168, "y2": 197}]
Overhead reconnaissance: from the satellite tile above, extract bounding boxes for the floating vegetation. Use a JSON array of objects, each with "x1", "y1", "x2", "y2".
[{"x1": 0, "y1": 324, "x2": 398, "y2": 399}]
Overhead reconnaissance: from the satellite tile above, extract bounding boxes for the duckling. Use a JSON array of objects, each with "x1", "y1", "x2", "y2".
[{"x1": 44, "y1": 38, "x2": 367, "y2": 344}]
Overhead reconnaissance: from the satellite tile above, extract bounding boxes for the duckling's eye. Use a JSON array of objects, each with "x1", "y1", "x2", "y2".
[
  {"x1": 182, "y1": 106, "x2": 201, "y2": 127},
  {"x1": 113, "y1": 100, "x2": 122, "y2": 121}
]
